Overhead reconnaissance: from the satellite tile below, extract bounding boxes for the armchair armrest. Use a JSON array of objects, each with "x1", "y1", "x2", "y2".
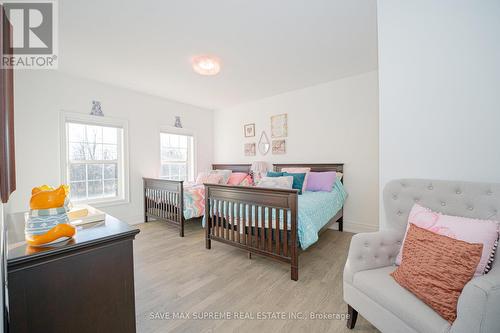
[
  {"x1": 451, "y1": 263, "x2": 500, "y2": 333},
  {"x1": 343, "y1": 229, "x2": 404, "y2": 284}
]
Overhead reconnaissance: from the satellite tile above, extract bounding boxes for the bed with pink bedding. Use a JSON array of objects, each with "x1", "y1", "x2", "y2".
[{"x1": 143, "y1": 164, "x2": 252, "y2": 237}]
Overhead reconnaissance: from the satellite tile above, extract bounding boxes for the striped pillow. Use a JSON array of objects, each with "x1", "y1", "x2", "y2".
[{"x1": 256, "y1": 176, "x2": 294, "y2": 190}]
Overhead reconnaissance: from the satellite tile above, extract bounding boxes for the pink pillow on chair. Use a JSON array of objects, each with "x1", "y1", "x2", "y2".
[{"x1": 396, "y1": 203, "x2": 499, "y2": 276}]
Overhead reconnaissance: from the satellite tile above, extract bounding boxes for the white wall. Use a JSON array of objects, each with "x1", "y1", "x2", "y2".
[
  {"x1": 214, "y1": 71, "x2": 379, "y2": 232},
  {"x1": 378, "y1": 0, "x2": 500, "y2": 227},
  {"x1": 8, "y1": 71, "x2": 213, "y2": 223}
]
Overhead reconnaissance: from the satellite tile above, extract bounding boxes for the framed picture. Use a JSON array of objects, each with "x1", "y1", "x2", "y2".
[
  {"x1": 244, "y1": 143, "x2": 256, "y2": 156},
  {"x1": 272, "y1": 139, "x2": 286, "y2": 155},
  {"x1": 244, "y1": 123, "x2": 255, "y2": 137},
  {"x1": 271, "y1": 113, "x2": 287, "y2": 138}
]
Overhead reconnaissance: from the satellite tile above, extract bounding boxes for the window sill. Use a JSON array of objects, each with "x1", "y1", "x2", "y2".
[{"x1": 73, "y1": 198, "x2": 129, "y2": 208}]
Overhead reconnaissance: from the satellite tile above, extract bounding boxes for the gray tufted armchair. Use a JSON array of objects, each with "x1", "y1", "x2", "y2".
[{"x1": 343, "y1": 179, "x2": 500, "y2": 333}]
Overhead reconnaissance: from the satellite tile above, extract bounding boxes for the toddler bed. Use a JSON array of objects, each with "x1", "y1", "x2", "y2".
[
  {"x1": 143, "y1": 164, "x2": 250, "y2": 237},
  {"x1": 204, "y1": 163, "x2": 346, "y2": 280},
  {"x1": 143, "y1": 164, "x2": 251, "y2": 237}
]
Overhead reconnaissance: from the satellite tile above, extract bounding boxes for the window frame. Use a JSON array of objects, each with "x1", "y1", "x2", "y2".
[
  {"x1": 60, "y1": 112, "x2": 130, "y2": 207},
  {"x1": 159, "y1": 126, "x2": 197, "y2": 182}
]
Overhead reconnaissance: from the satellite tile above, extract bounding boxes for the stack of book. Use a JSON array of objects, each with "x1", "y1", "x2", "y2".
[{"x1": 68, "y1": 204, "x2": 106, "y2": 226}]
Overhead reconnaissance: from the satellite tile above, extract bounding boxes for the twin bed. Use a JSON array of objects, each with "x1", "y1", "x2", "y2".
[
  {"x1": 143, "y1": 163, "x2": 346, "y2": 280},
  {"x1": 143, "y1": 164, "x2": 251, "y2": 236}
]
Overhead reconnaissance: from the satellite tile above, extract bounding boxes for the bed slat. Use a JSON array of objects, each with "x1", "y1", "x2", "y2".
[
  {"x1": 283, "y1": 210, "x2": 288, "y2": 257},
  {"x1": 275, "y1": 209, "x2": 280, "y2": 255}
]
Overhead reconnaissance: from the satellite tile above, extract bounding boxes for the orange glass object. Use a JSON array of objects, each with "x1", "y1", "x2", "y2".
[
  {"x1": 25, "y1": 238, "x2": 76, "y2": 254},
  {"x1": 30, "y1": 186, "x2": 67, "y2": 209},
  {"x1": 31, "y1": 184, "x2": 70, "y2": 196},
  {"x1": 25, "y1": 223, "x2": 76, "y2": 247}
]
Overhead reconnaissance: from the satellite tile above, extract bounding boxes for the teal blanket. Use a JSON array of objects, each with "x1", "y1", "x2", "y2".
[
  {"x1": 297, "y1": 179, "x2": 347, "y2": 249},
  {"x1": 203, "y1": 179, "x2": 347, "y2": 250}
]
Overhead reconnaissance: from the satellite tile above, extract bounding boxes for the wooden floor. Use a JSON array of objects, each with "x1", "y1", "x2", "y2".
[{"x1": 134, "y1": 220, "x2": 379, "y2": 333}]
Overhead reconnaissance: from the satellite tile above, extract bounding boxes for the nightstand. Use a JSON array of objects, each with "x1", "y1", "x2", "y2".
[{"x1": 5, "y1": 213, "x2": 140, "y2": 333}]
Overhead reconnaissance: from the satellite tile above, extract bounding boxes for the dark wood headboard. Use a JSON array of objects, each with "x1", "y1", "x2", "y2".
[
  {"x1": 212, "y1": 164, "x2": 252, "y2": 173},
  {"x1": 211, "y1": 163, "x2": 343, "y2": 177},
  {"x1": 273, "y1": 163, "x2": 343, "y2": 173}
]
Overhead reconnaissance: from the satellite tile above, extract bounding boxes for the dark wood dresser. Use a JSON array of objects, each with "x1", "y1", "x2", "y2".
[{"x1": 4, "y1": 214, "x2": 140, "y2": 333}]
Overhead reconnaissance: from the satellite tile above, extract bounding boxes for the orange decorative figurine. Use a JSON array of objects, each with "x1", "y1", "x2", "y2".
[{"x1": 25, "y1": 185, "x2": 76, "y2": 246}]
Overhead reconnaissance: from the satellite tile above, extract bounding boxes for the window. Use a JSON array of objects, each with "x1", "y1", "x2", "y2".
[
  {"x1": 61, "y1": 113, "x2": 129, "y2": 205},
  {"x1": 160, "y1": 132, "x2": 194, "y2": 181}
]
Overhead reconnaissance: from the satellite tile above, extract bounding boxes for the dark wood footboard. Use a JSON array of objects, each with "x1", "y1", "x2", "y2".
[
  {"x1": 204, "y1": 184, "x2": 299, "y2": 280},
  {"x1": 143, "y1": 178, "x2": 185, "y2": 237}
]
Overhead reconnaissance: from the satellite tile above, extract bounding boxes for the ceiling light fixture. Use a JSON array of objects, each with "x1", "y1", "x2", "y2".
[{"x1": 191, "y1": 55, "x2": 221, "y2": 76}]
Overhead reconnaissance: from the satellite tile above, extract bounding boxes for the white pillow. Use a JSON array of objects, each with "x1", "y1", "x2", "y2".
[
  {"x1": 256, "y1": 176, "x2": 294, "y2": 190},
  {"x1": 210, "y1": 169, "x2": 232, "y2": 184},
  {"x1": 281, "y1": 167, "x2": 311, "y2": 193}
]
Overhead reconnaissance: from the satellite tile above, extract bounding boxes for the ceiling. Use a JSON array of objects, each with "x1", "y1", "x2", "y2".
[{"x1": 59, "y1": 0, "x2": 378, "y2": 110}]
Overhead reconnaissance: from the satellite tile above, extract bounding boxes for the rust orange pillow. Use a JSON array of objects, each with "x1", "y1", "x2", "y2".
[{"x1": 391, "y1": 224, "x2": 483, "y2": 323}]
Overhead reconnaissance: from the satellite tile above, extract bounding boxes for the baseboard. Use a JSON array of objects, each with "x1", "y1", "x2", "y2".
[
  {"x1": 329, "y1": 220, "x2": 378, "y2": 233},
  {"x1": 128, "y1": 220, "x2": 145, "y2": 225},
  {"x1": 127, "y1": 216, "x2": 377, "y2": 233},
  {"x1": 117, "y1": 214, "x2": 145, "y2": 225}
]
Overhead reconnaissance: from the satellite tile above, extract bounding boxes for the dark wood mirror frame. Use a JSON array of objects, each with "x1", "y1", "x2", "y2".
[{"x1": 0, "y1": 5, "x2": 15, "y2": 204}]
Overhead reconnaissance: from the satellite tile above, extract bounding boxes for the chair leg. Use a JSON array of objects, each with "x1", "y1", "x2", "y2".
[
  {"x1": 247, "y1": 252, "x2": 252, "y2": 259},
  {"x1": 347, "y1": 304, "x2": 358, "y2": 329}
]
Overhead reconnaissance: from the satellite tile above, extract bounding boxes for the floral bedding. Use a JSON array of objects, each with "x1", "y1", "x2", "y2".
[{"x1": 183, "y1": 183, "x2": 205, "y2": 219}]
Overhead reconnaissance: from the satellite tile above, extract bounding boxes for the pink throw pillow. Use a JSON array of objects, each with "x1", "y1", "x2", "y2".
[
  {"x1": 392, "y1": 224, "x2": 482, "y2": 323},
  {"x1": 239, "y1": 175, "x2": 254, "y2": 186},
  {"x1": 396, "y1": 204, "x2": 499, "y2": 276},
  {"x1": 227, "y1": 172, "x2": 248, "y2": 185},
  {"x1": 282, "y1": 167, "x2": 311, "y2": 193}
]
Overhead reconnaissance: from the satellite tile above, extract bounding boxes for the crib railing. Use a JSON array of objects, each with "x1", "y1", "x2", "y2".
[
  {"x1": 204, "y1": 184, "x2": 299, "y2": 280},
  {"x1": 143, "y1": 178, "x2": 184, "y2": 237}
]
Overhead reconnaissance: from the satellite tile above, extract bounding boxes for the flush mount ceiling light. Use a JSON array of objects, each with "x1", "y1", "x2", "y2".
[{"x1": 191, "y1": 55, "x2": 221, "y2": 76}]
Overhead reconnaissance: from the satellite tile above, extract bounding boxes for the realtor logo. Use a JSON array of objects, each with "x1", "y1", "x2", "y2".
[{"x1": 2, "y1": 0, "x2": 58, "y2": 69}]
